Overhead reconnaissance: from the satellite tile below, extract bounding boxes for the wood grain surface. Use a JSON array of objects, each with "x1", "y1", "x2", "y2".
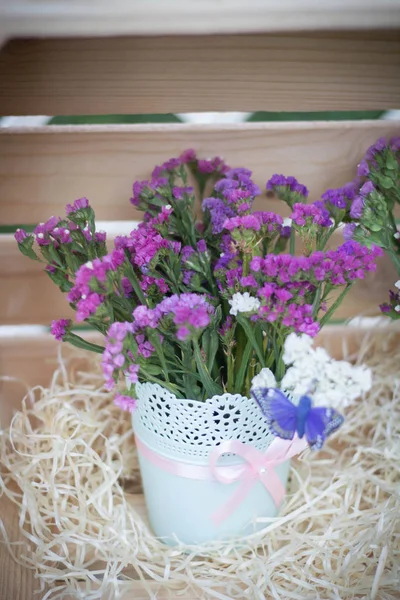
[
  {"x1": 1, "y1": 0, "x2": 400, "y2": 40},
  {"x1": 1, "y1": 32, "x2": 400, "y2": 115},
  {"x1": 1, "y1": 121, "x2": 399, "y2": 226}
]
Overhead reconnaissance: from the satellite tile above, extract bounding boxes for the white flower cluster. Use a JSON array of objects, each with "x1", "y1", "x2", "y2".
[
  {"x1": 251, "y1": 332, "x2": 372, "y2": 410},
  {"x1": 228, "y1": 292, "x2": 261, "y2": 316}
]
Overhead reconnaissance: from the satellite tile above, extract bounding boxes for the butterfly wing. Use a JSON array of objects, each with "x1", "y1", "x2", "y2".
[
  {"x1": 251, "y1": 388, "x2": 297, "y2": 441},
  {"x1": 305, "y1": 406, "x2": 344, "y2": 451}
]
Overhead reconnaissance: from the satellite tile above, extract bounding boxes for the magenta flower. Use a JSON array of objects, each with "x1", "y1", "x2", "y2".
[
  {"x1": 114, "y1": 394, "x2": 137, "y2": 413},
  {"x1": 65, "y1": 197, "x2": 89, "y2": 215},
  {"x1": 349, "y1": 196, "x2": 364, "y2": 219},
  {"x1": 180, "y1": 148, "x2": 196, "y2": 163},
  {"x1": 291, "y1": 203, "x2": 332, "y2": 228},
  {"x1": 50, "y1": 318, "x2": 71, "y2": 341},
  {"x1": 360, "y1": 181, "x2": 375, "y2": 196},
  {"x1": 14, "y1": 228, "x2": 28, "y2": 243},
  {"x1": 357, "y1": 160, "x2": 370, "y2": 177}
]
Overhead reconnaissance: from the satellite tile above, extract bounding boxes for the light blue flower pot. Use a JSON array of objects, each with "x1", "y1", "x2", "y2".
[{"x1": 132, "y1": 382, "x2": 290, "y2": 546}]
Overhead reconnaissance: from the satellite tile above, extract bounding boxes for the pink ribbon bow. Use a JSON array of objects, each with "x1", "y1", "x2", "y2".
[
  {"x1": 209, "y1": 436, "x2": 308, "y2": 526},
  {"x1": 135, "y1": 435, "x2": 307, "y2": 527}
]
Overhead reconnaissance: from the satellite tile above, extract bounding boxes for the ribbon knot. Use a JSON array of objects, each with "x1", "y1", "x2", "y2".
[{"x1": 209, "y1": 436, "x2": 307, "y2": 526}]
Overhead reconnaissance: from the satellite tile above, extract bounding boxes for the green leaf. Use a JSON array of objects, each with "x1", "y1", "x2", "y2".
[
  {"x1": 207, "y1": 330, "x2": 220, "y2": 373},
  {"x1": 379, "y1": 176, "x2": 394, "y2": 190},
  {"x1": 193, "y1": 339, "x2": 222, "y2": 398},
  {"x1": 234, "y1": 339, "x2": 253, "y2": 395},
  {"x1": 65, "y1": 332, "x2": 104, "y2": 354},
  {"x1": 236, "y1": 315, "x2": 266, "y2": 368}
]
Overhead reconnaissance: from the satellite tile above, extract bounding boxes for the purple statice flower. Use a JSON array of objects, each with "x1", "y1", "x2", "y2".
[
  {"x1": 266, "y1": 174, "x2": 309, "y2": 197},
  {"x1": 226, "y1": 168, "x2": 252, "y2": 179},
  {"x1": 357, "y1": 160, "x2": 370, "y2": 177},
  {"x1": 140, "y1": 276, "x2": 169, "y2": 294},
  {"x1": 180, "y1": 148, "x2": 197, "y2": 163},
  {"x1": 172, "y1": 186, "x2": 194, "y2": 200},
  {"x1": 343, "y1": 223, "x2": 357, "y2": 241},
  {"x1": 102, "y1": 322, "x2": 135, "y2": 390},
  {"x1": 214, "y1": 251, "x2": 237, "y2": 271},
  {"x1": 76, "y1": 292, "x2": 103, "y2": 322},
  {"x1": 223, "y1": 215, "x2": 261, "y2": 232},
  {"x1": 121, "y1": 277, "x2": 133, "y2": 297},
  {"x1": 114, "y1": 394, "x2": 137, "y2": 413},
  {"x1": 183, "y1": 270, "x2": 194, "y2": 285},
  {"x1": 219, "y1": 316, "x2": 233, "y2": 337},
  {"x1": 197, "y1": 239, "x2": 207, "y2": 253},
  {"x1": 202, "y1": 196, "x2": 235, "y2": 234},
  {"x1": 95, "y1": 231, "x2": 107, "y2": 243},
  {"x1": 45, "y1": 264, "x2": 57, "y2": 274},
  {"x1": 170, "y1": 241, "x2": 182, "y2": 254},
  {"x1": 365, "y1": 137, "x2": 387, "y2": 160},
  {"x1": 321, "y1": 188, "x2": 348, "y2": 211},
  {"x1": 152, "y1": 157, "x2": 181, "y2": 178},
  {"x1": 156, "y1": 293, "x2": 215, "y2": 341},
  {"x1": 197, "y1": 159, "x2": 215, "y2": 174},
  {"x1": 130, "y1": 180, "x2": 147, "y2": 206},
  {"x1": 182, "y1": 245, "x2": 195, "y2": 262},
  {"x1": 136, "y1": 334, "x2": 155, "y2": 358},
  {"x1": 132, "y1": 305, "x2": 160, "y2": 329},
  {"x1": 223, "y1": 188, "x2": 251, "y2": 205},
  {"x1": 360, "y1": 181, "x2": 375, "y2": 196},
  {"x1": 51, "y1": 226, "x2": 72, "y2": 244},
  {"x1": 280, "y1": 226, "x2": 291, "y2": 238},
  {"x1": 50, "y1": 318, "x2": 71, "y2": 341},
  {"x1": 380, "y1": 303, "x2": 392, "y2": 313},
  {"x1": 65, "y1": 197, "x2": 89, "y2": 215},
  {"x1": 14, "y1": 228, "x2": 28, "y2": 243},
  {"x1": 253, "y1": 211, "x2": 283, "y2": 233},
  {"x1": 237, "y1": 202, "x2": 252, "y2": 214},
  {"x1": 34, "y1": 216, "x2": 61, "y2": 246},
  {"x1": 225, "y1": 267, "x2": 242, "y2": 288},
  {"x1": 240, "y1": 275, "x2": 258, "y2": 288},
  {"x1": 390, "y1": 137, "x2": 400, "y2": 151},
  {"x1": 349, "y1": 196, "x2": 364, "y2": 219},
  {"x1": 125, "y1": 363, "x2": 140, "y2": 385},
  {"x1": 197, "y1": 156, "x2": 228, "y2": 174},
  {"x1": 291, "y1": 203, "x2": 332, "y2": 227},
  {"x1": 117, "y1": 225, "x2": 169, "y2": 268},
  {"x1": 214, "y1": 178, "x2": 239, "y2": 194}
]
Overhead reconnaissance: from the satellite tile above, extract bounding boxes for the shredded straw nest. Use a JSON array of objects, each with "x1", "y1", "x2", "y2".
[{"x1": 1, "y1": 333, "x2": 400, "y2": 600}]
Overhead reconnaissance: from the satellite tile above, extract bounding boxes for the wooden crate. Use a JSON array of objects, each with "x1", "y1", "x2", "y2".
[{"x1": 0, "y1": 4, "x2": 400, "y2": 599}]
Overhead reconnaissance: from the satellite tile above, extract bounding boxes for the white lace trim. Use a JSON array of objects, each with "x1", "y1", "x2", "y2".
[{"x1": 132, "y1": 382, "x2": 274, "y2": 464}]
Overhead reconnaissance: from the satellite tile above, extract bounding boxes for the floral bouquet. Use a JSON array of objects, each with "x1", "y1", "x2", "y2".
[
  {"x1": 338, "y1": 136, "x2": 400, "y2": 318},
  {"x1": 15, "y1": 150, "x2": 378, "y2": 544}
]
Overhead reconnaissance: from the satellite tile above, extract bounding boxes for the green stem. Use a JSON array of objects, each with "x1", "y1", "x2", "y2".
[
  {"x1": 140, "y1": 369, "x2": 183, "y2": 397},
  {"x1": 192, "y1": 338, "x2": 222, "y2": 398},
  {"x1": 289, "y1": 228, "x2": 296, "y2": 255},
  {"x1": 319, "y1": 283, "x2": 354, "y2": 328},
  {"x1": 233, "y1": 339, "x2": 253, "y2": 395},
  {"x1": 65, "y1": 332, "x2": 105, "y2": 354},
  {"x1": 312, "y1": 285, "x2": 322, "y2": 319},
  {"x1": 148, "y1": 331, "x2": 170, "y2": 382},
  {"x1": 236, "y1": 315, "x2": 266, "y2": 368}
]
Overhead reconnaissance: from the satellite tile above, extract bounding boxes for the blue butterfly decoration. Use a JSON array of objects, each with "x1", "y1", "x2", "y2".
[{"x1": 251, "y1": 387, "x2": 344, "y2": 451}]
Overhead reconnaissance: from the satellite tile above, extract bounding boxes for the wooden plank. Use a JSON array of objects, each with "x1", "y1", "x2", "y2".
[
  {"x1": 0, "y1": 33, "x2": 400, "y2": 115},
  {"x1": 1, "y1": 121, "x2": 400, "y2": 226},
  {"x1": 0, "y1": 495, "x2": 42, "y2": 600},
  {"x1": 1, "y1": 0, "x2": 400, "y2": 39}
]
